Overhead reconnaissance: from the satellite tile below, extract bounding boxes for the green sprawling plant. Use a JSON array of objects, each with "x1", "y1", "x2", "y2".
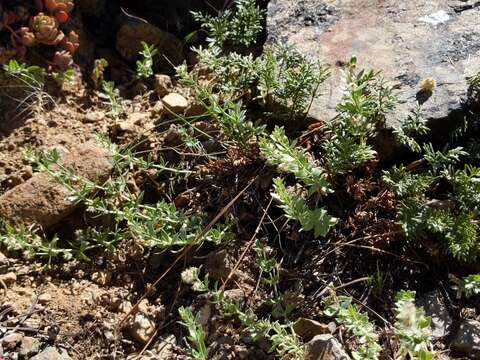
[
  {"x1": 100, "y1": 81, "x2": 122, "y2": 119},
  {"x1": 1, "y1": 138, "x2": 233, "y2": 262},
  {"x1": 423, "y1": 144, "x2": 467, "y2": 174},
  {"x1": 393, "y1": 291, "x2": 433, "y2": 360},
  {"x1": 177, "y1": 63, "x2": 264, "y2": 146},
  {"x1": 3, "y1": 59, "x2": 45, "y2": 83},
  {"x1": 136, "y1": 41, "x2": 158, "y2": 79},
  {"x1": 185, "y1": 271, "x2": 305, "y2": 359},
  {"x1": 192, "y1": 0, "x2": 264, "y2": 48},
  {"x1": 323, "y1": 57, "x2": 395, "y2": 174},
  {"x1": 382, "y1": 165, "x2": 433, "y2": 199},
  {"x1": 4, "y1": 59, "x2": 74, "y2": 89},
  {"x1": 325, "y1": 292, "x2": 433, "y2": 359},
  {"x1": 383, "y1": 141, "x2": 480, "y2": 263},
  {"x1": 0, "y1": 222, "x2": 71, "y2": 266},
  {"x1": 188, "y1": 43, "x2": 329, "y2": 119},
  {"x1": 178, "y1": 307, "x2": 208, "y2": 360},
  {"x1": 271, "y1": 178, "x2": 337, "y2": 238},
  {"x1": 187, "y1": 1, "x2": 329, "y2": 122},
  {"x1": 258, "y1": 126, "x2": 338, "y2": 238},
  {"x1": 190, "y1": 46, "x2": 259, "y2": 101},
  {"x1": 254, "y1": 240, "x2": 298, "y2": 319},
  {"x1": 324, "y1": 296, "x2": 382, "y2": 360}
]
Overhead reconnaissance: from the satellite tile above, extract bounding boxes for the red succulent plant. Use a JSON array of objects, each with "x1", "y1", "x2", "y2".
[
  {"x1": 62, "y1": 30, "x2": 79, "y2": 55},
  {"x1": 1, "y1": 0, "x2": 78, "y2": 69},
  {"x1": 44, "y1": 0, "x2": 74, "y2": 23},
  {"x1": 31, "y1": 13, "x2": 64, "y2": 45},
  {"x1": 18, "y1": 27, "x2": 36, "y2": 47},
  {"x1": 52, "y1": 50, "x2": 73, "y2": 68}
]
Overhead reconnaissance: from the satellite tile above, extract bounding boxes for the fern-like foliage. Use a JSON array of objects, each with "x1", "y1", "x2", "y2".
[
  {"x1": 382, "y1": 165, "x2": 433, "y2": 199},
  {"x1": 192, "y1": 0, "x2": 263, "y2": 48},
  {"x1": 393, "y1": 291, "x2": 433, "y2": 360},
  {"x1": 384, "y1": 140, "x2": 480, "y2": 263},
  {"x1": 324, "y1": 296, "x2": 382, "y2": 360},
  {"x1": 323, "y1": 57, "x2": 395, "y2": 174},
  {"x1": 271, "y1": 178, "x2": 337, "y2": 238},
  {"x1": 394, "y1": 103, "x2": 429, "y2": 153},
  {"x1": 260, "y1": 126, "x2": 331, "y2": 195},
  {"x1": 192, "y1": 46, "x2": 258, "y2": 100},
  {"x1": 190, "y1": 43, "x2": 329, "y2": 119},
  {"x1": 444, "y1": 165, "x2": 480, "y2": 215},
  {"x1": 177, "y1": 63, "x2": 264, "y2": 145},
  {"x1": 398, "y1": 199, "x2": 479, "y2": 262},
  {"x1": 257, "y1": 44, "x2": 330, "y2": 118},
  {"x1": 423, "y1": 144, "x2": 467, "y2": 173}
]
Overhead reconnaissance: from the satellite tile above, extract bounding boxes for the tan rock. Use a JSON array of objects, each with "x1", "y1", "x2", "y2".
[
  {"x1": 154, "y1": 74, "x2": 173, "y2": 98},
  {"x1": 0, "y1": 272, "x2": 16, "y2": 286},
  {"x1": 305, "y1": 334, "x2": 350, "y2": 360},
  {"x1": 2, "y1": 332, "x2": 23, "y2": 348},
  {"x1": 38, "y1": 293, "x2": 52, "y2": 304},
  {"x1": 128, "y1": 112, "x2": 150, "y2": 126},
  {"x1": 162, "y1": 93, "x2": 189, "y2": 115},
  {"x1": 0, "y1": 251, "x2": 9, "y2": 266},
  {"x1": 151, "y1": 101, "x2": 165, "y2": 116},
  {"x1": 206, "y1": 249, "x2": 251, "y2": 284},
  {"x1": 185, "y1": 101, "x2": 206, "y2": 117},
  {"x1": 19, "y1": 336, "x2": 41, "y2": 357},
  {"x1": 293, "y1": 318, "x2": 335, "y2": 339},
  {"x1": 155, "y1": 334, "x2": 177, "y2": 359},
  {"x1": 129, "y1": 313, "x2": 156, "y2": 344},
  {"x1": 30, "y1": 346, "x2": 72, "y2": 360},
  {"x1": 83, "y1": 111, "x2": 104, "y2": 123},
  {"x1": 118, "y1": 300, "x2": 133, "y2": 314},
  {"x1": 0, "y1": 142, "x2": 113, "y2": 229},
  {"x1": 91, "y1": 271, "x2": 112, "y2": 286}
]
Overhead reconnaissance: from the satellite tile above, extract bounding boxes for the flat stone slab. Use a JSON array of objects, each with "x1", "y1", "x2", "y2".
[{"x1": 267, "y1": 0, "x2": 480, "y2": 128}]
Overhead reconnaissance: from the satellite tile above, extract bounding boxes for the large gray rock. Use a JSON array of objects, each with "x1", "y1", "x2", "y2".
[
  {"x1": 267, "y1": 0, "x2": 480, "y2": 129},
  {"x1": 304, "y1": 334, "x2": 350, "y2": 360},
  {"x1": 417, "y1": 290, "x2": 452, "y2": 339},
  {"x1": 451, "y1": 319, "x2": 480, "y2": 355},
  {"x1": 0, "y1": 142, "x2": 113, "y2": 229}
]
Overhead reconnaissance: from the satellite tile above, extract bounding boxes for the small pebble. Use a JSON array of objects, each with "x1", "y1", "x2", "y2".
[
  {"x1": 38, "y1": 293, "x2": 52, "y2": 304},
  {"x1": 0, "y1": 272, "x2": 17, "y2": 286}
]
